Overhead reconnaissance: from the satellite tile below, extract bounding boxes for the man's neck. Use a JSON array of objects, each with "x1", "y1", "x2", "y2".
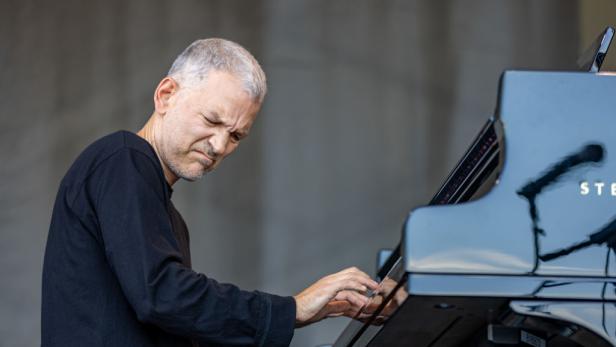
[{"x1": 136, "y1": 114, "x2": 179, "y2": 186}]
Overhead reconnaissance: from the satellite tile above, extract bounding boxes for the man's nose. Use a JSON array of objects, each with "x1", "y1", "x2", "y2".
[{"x1": 208, "y1": 131, "x2": 228, "y2": 157}]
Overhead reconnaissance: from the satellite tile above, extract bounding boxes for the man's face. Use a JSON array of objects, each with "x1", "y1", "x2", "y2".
[{"x1": 157, "y1": 70, "x2": 260, "y2": 181}]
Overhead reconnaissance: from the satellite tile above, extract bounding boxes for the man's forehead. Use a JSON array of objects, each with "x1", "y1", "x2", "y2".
[
  {"x1": 190, "y1": 78, "x2": 253, "y2": 105},
  {"x1": 194, "y1": 93, "x2": 259, "y2": 116}
]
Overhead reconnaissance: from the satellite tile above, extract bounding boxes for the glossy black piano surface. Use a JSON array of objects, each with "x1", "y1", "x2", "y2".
[{"x1": 332, "y1": 71, "x2": 616, "y2": 347}]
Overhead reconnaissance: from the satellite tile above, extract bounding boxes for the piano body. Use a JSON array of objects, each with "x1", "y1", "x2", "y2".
[{"x1": 332, "y1": 70, "x2": 616, "y2": 347}]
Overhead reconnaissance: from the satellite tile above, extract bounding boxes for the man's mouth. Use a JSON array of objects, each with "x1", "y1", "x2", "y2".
[{"x1": 193, "y1": 150, "x2": 214, "y2": 166}]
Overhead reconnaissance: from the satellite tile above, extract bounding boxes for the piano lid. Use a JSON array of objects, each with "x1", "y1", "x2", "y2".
[{"x1": 405, "y1": 71, "x2": 616, "y2": 278}]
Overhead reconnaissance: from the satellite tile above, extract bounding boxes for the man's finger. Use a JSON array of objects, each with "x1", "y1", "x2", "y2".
[
  {"x1": 336, "y1": 268, "x2": 378, "y2": 287},
  {"x1": 325, "y1": 300, "x2": 352, "y2": 316},
  {"x1": 330, "y1": 275, "x2": 378, "y2": 294},
  {"x1": 335, "y1": 290, "x2": 369, "y2": 308}
]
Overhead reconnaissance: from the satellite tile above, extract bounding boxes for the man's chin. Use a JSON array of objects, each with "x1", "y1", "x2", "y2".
[
  {"x1": 175, "y1": 166, "x2": 208, "y2": 182},
  {"x1": 180, "y1": 172, "x2": 206, "y2": 182},
  {"x1": 173, "y1": 161, "x2": 218, "y2": 181}
]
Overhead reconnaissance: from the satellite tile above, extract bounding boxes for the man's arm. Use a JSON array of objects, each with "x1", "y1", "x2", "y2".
[{"x1": 94, "y1": 148, "x2": 294, "y2": 346}]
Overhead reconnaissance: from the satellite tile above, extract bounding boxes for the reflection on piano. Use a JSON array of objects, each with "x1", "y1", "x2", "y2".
[{"x1": 330, "y1": 70, "x2": 616, "y2": 347}]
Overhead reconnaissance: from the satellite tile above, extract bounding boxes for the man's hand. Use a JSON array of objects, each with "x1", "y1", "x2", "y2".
[{"x1": 293, "y1": 267, "x2": 379, "y2": 328}]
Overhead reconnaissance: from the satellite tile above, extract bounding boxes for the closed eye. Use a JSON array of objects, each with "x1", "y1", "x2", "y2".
[
  {"x1": 230, "y1": 132, "x2": 243, "y2": 142},
  {"x1": 202, "y1": 114, "x2": 222, "y2": 125}
]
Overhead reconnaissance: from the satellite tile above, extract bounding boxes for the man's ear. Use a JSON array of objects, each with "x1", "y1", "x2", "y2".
[{"x1": 154, "y1": 77, "x2": 179, "y2": 115}]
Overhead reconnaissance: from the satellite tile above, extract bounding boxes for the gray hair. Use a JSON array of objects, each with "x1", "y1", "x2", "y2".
[{"x1": 168, "y1": 38, "x2": 267, "y2": 103}]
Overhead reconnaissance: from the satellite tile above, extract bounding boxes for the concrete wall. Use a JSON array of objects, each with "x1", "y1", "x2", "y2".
[{"x1": 1, "y1": 1, "x2": 611, "y2": 346}]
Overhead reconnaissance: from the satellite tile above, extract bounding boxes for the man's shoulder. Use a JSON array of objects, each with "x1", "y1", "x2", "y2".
[
  {"x1": 62, "y1": 131, "x2": 164, "y2": 193},
  {"x1": 85, "y1": 130, "x2": 155, "y2": 161}
]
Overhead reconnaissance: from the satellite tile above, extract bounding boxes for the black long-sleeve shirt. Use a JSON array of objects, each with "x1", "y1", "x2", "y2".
[{"x1": 42, "y1": 131, "x2": 295, "y2": 346}]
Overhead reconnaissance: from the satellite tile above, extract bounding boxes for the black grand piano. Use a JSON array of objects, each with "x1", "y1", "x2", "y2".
[{"x1": 330, "y1": 29, "x2": 616, "y2": 347}]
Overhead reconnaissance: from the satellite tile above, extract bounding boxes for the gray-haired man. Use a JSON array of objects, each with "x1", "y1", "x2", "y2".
[{"x1": 42, "y1": 38, "x2": 377, "y2": 347}]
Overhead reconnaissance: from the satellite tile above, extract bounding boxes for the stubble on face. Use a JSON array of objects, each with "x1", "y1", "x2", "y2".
[
  {"x1": 158, "y1": 100, "x2": 212, "y2": 182},
  {"x1": 162, "y1": 135, "x2": 215, "y2": 182}
]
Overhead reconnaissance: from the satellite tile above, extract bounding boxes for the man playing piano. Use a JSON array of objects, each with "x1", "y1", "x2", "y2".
[{"x1": 42, "y1": 38, "x2": 378, "y2": 347}]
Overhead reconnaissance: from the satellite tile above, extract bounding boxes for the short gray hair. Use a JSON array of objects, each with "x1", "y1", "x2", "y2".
[{"x1": 168, "y1": 38, "x2": 267, "y2": 103}]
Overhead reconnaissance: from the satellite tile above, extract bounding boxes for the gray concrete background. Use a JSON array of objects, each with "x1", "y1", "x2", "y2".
[{"x1": 1, "y1": 1, "x2": 615, "y2": 346}]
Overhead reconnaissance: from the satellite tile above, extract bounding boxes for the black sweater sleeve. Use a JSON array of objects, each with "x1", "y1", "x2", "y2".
[{"x1": 91, "y1": 148, "x2": 295, "y2": 346}]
